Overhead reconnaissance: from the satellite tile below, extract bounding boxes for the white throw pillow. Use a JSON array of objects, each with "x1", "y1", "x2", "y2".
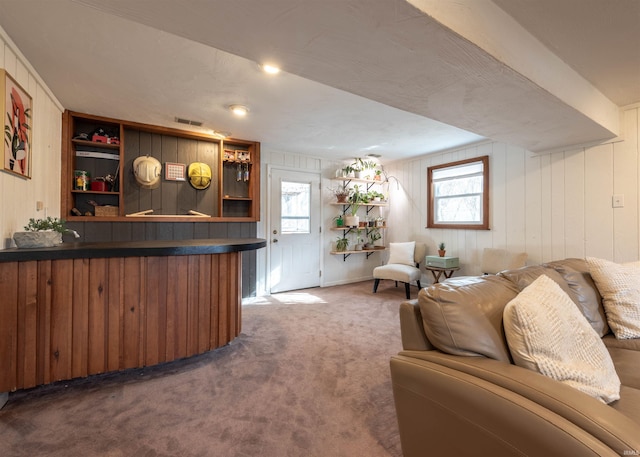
[
  {"x1": 387, "y1": 242, "x2": 415, "y2": 266},
  {"x1": 586, "y1": 257, "x2": 640, "y2": 339},
  {"x1": 503, "y1": 275, "x2": 620, "y2": 404}
]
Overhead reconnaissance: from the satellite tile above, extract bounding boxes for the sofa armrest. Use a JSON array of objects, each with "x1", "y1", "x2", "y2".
[
  {"x1": 390, "y1": 351, "x2": 640, "y2": 457},
  {"x1": 398, "y1": 300, "x2": 434, "y2": 351}
]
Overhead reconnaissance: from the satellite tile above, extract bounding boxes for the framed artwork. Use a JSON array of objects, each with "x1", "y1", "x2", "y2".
[
  {"x1": 164, "y1": 162, "x2": 186, "y2": 181},
  {"x1": 2, "y1": 69, "x2": 32, "y2": 179}
]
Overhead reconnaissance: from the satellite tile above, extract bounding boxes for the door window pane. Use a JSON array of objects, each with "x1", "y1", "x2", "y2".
[{"x1": 281, "y1": 181, "x2": 310, "y2": 233}]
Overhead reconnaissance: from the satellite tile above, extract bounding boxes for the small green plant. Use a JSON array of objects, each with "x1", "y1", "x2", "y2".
[
  {"x1": 24, "y1": 217, "x2": 67, "y2": 233},
  {"x1": 341, "y1": 164, "x2": 355, "y2": 176},
  {"x1": 333, "y1": 214, "x2": 344, "y2": 227},
  {"x1": 336, "y1": 236, "x2": 349, "y2": 252},
  {"x1": 369, "y1": 228, "x2": 382, "y2": 244},
  {"x1": 349, "y1": 184, "x2": 367, "y2": 215},
  {"x1": 352, "y1": 158, "x2": 377, "y2": 171},
  {"x1": 438, "y1": 242, "x2": 445, "y2": 250}
]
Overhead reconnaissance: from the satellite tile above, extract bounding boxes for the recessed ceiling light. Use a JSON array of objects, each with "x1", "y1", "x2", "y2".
[
  {"x1": 261, "y1": 64, "x2": 281, "y2": 75},
  {"x1": 229, "y1": 104, "x2": 249, "y2": 116}
]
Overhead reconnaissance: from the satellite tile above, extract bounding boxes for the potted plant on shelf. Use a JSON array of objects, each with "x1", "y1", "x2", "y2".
[
  {"x1": 367, "y1": 190, "x2": 385, "y2": 202},
  {"x1": 336, "y1": 164, "x2": 355, "y2": 178},
  {"x1": 333, "y1": 214, "x2": 344, "y2": 227},
  {"x1": 330, "y1": 185, "x2": 351, "y2": 203},
  {"x1": 13, "y1": 217, "x2": 68, "y2": 248},
  {"x1": 365, "y1": 228, "x2": 382, "y2": 249},
  {"x1": 438, "y1": 242, "x2": 446, "y2": 257},
  {"x1": 354, "y1": 228, "x2": 364, "y2": 251},
  {"x1": 352, "y1": 158, "x2": 378, "y2": 180},
  {"x1": 345, "y1": 184, "x2": 366, "y2": 227},
  {"x1": 336, "y1": 236, "x2": 349, "y2": 252}
]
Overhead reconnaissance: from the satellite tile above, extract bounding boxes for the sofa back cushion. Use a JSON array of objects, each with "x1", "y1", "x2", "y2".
[
  {"x1": 544, "y1": 258, "x2": 609, "y2": 336},
  {"x1": 499, "y1": 260, "x2": 609, "y2": 337},
  {"x1": 503, "y1": 274, "x2": 620, "y2": 404},
  {"x1": 418, "y1": 275, "x2": 520, "y2": 363}
]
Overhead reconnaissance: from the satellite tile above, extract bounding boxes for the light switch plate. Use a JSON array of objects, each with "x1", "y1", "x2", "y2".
[{"x1": 612, "y1": 194, "x2": 624, "y2": 208}]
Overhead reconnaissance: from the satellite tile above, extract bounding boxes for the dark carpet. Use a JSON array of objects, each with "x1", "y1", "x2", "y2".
[{"x1": 0, "y1": 280, "x2": 409, "y2": 456}]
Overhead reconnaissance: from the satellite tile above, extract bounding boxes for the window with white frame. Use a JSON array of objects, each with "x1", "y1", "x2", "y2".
[{"x1": 427, "y1": 156, "x2": 489, "y2": 230}]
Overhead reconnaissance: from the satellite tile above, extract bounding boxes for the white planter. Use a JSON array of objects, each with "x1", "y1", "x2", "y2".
[
  {"x1": 13, "y1": 231, "x2": 62, "y2": 248},
  {"x1": 344, "y1": 215, "x2": 359, "y2": 227}
]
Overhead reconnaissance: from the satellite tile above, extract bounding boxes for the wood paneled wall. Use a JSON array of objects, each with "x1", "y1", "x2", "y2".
[
  {"x1": 123, "y1": 128, "x2": 219, "y2": 216},
  {"x1": 261, "y1": 106, "x2": 639, "y2": 289},
  {"x1": 384, "y1": 105, "x2": 640, "y2": 278},
  {"x1": 0, "y1": 29, "x2": 64, "y2": 248},
  {"x1": 0, "y1": 252, "x2": 241, "y2": 392}
]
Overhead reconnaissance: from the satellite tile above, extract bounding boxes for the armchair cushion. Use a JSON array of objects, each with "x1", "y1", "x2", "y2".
[
  {"x1": 503, "y1": 274, "x2": 620, "y2": 404},
  {"x1": 373, "y1": 264, "x2": 421, "y2": 282},
  {"x1": 387, "y1": 241, "x2": 415, "y2": 266}
]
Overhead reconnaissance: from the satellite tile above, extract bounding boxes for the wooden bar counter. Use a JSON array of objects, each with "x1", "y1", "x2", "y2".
[{"x1": 0, "y1": 238, "x2": 266, "y2": 393}]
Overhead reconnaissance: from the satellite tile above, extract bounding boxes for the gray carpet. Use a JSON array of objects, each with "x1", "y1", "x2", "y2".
[{"x1": 0, "y1": 280, "x2": 409, "y2": 457}]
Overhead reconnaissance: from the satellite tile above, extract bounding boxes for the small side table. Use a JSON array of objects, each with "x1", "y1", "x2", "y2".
[{"x1": 425, "y1": 265, "x2": 460, "y2": 283}]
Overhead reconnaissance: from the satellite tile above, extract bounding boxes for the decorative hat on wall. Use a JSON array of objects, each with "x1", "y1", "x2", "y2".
[
  {"x1": 133, "y1": 155, "x2": 161, "y2": 189},
  {"x1": 188, "y1": 162, "x2": 212, "y2": 190}
]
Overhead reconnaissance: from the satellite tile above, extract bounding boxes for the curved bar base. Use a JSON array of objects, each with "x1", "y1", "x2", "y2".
[{"x1": 0, "y1": 239, "x2": 266, "y2": 394}]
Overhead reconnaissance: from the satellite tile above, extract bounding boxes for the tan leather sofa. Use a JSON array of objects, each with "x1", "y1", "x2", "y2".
[{"x1": 390, "y1": 258, "x2": 640, "y2": 457}]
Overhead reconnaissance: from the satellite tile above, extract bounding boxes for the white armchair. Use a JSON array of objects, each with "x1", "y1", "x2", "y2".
[{"x1": 373, "y1": 242, "x2": 427, "y2": 299}]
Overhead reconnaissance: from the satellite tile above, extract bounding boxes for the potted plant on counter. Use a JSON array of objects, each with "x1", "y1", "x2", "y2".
[{"x1": 13, "y1": 217, "x2": 67, "y2": 248}]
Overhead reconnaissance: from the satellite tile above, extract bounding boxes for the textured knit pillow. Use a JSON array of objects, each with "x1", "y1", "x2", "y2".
[
  {"x1": 387, "y1": 242, "x2": 415, "y2": 266},
  {"x1": 503, "y1": 275, "x2": 620, "y2": 404},
  {"x1": 586, "y1": 257, "x2": 640, "y2": 339}
]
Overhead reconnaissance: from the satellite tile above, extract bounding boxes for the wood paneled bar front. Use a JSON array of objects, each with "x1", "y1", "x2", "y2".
[{"x1": 0, "y1": 238, "x2": 266, "y2": 395}]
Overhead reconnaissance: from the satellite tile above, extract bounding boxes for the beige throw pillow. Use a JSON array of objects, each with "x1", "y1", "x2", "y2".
[
  {"x1": 586, "y1": 257, "x2": 640, "y2": 339},
  {"x1": 388, "y1": 242, "x2": 415, "y2": 266},
  {"x1": 504, "y1": 275, "x2": 620, "y2": 404}
]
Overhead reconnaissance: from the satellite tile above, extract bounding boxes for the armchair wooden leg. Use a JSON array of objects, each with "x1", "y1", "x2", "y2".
[
  {"x1": 404, "y1": 282, "x2": 411, "y2": 299},
  {"x1": 373, "y1": 278, "x2": 380, "y2": 293}
]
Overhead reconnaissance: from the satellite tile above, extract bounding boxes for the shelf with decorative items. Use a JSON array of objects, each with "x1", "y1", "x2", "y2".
[
  {"x1": 64, "y1": 113, "x2": 123, "y2": 218},
  {"x1": 221, "y1": 141, "x2": 259, "y2": 219},
  {"x1": 329, "y1": 172, "x2": 388, "y2": 261},
  {"x1": 61, "y1": 111, "x2": 260, "y2": 221}
]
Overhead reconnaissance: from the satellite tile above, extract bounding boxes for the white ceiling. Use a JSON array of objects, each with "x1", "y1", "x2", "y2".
[{"x1": 0, "y1": 0, "x2": 638, "y2": 162}]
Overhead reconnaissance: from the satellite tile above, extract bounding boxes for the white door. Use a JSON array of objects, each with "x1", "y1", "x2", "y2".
[{"x1": 269, "y1": 168, "x2": 321, "y2": 293}]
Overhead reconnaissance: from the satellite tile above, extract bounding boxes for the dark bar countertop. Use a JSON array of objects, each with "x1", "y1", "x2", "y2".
[{"x1": 0, "y1": 238, "x2": 267, "y2": 262}]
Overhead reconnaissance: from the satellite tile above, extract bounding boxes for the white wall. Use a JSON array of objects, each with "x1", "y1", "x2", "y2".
[
  {"x1": 385, "y1": 105, "x2": 640, "y2": 279},
  {"x1": 0, "y1": 27, "x2": 64, "y2": 248},
  {"x1": 259, "y1": 105, "x2": 639, "y2": 291}
]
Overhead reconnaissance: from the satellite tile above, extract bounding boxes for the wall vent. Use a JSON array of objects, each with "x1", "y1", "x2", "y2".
[{"x1": 175, "y1": 117, "x2": 203, "y2": 127}]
